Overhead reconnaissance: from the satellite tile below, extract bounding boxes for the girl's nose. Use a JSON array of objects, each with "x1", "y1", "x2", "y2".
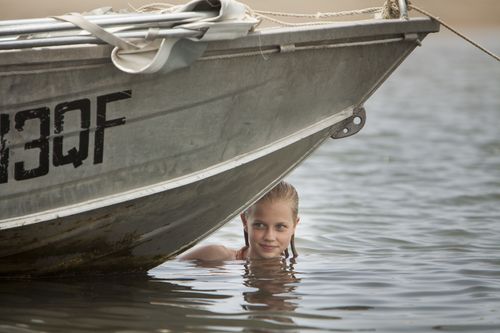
[{"x1": 264, "y1": 228, "x2": 275, "y2": 241}]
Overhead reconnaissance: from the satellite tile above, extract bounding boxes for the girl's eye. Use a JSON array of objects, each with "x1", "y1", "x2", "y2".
[
  {"x1": 276, "y1": 224, "x2": 287, "y2": 231},
  {"x1": 253, "y1": 222, "x2": 265, "y2": 229}
]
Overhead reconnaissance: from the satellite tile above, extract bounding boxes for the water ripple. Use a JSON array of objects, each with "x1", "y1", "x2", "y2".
[{"x1": 1, "y1": 29, "x2": 500, "y2": 333}]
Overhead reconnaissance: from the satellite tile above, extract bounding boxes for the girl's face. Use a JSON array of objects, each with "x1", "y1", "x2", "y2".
[{"x1": 242, "y1": 199, "x2": 298, "y2": 259}]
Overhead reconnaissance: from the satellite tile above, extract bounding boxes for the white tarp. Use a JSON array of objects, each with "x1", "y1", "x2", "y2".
[{"x1": 57, "y1": 0, "x2": 258, "y2": 74}]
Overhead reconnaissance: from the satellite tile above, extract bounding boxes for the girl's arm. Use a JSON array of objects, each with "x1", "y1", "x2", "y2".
[{"x1": 178, "y1": 244, "x2": 235, "y2": 261}]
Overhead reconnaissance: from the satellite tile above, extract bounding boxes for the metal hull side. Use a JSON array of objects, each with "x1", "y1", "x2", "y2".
[
  {"x1": 0, "y1": 126, "x2": 332, "y2": 276},
  {"x1": 0, "y1": 19, "x2": 439, "y2": 221},
  {"x1": 0, "y1": 18, "x2": 440, "y2": 275}
]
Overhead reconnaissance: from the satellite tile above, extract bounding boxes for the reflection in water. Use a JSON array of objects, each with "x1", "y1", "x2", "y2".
[
  {"x1": 1, "y1": 32, "x2": 499, "y2": 333},
  {"x1": 0, "y1": 261, "x2": 306, "y2": 333},
  {"x1": 0, "y1": 274, "x2": 233, "y2": 333},
  {"x1": 242, "y1": 258, "x2": 300, "y2": 312},
  {"x1": 187, "y1": 258, "x2": 305, "y2": 332},
  {"x1": 241, "y1": 258, "x2": 301, "y2": 332}
]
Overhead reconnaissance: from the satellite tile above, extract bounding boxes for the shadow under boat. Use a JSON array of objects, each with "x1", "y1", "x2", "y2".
[{"x1": 0, "y1": 259, "x2": 310, "y2": 332}]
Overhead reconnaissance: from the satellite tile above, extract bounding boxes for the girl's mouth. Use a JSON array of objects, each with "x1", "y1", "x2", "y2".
[{"x1": 259, "y1": 244, "x2": 277, "y2": 252}]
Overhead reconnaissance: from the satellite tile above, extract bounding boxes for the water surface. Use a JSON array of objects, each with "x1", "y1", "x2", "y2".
[{"x1": 1, "y1": 30, "x2": 499, "y2": 333}]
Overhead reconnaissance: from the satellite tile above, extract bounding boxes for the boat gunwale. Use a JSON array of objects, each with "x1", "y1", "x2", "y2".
[{"x1": 0, "y1": 17, "x2": 439, "y2": 66}]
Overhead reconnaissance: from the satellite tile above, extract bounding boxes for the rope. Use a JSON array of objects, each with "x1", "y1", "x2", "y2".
[
  {"x1": 243, "y1": 1, "x2": 499, "y2": 62},
  {"x1": 382, "y1": 0, "x2": 400, "y2": 19},
  {"x1": 254, "y1": 7, "x2": 382, "y2": 19},
  {"x1": 250, "y1": 7, "x2": 383, "y2": 28},
  {"x1": 115, "y1": 1, "x2": 500, "y2": 63},
  {"x1": 409, "y1": 4, "x2": 499, "y2": 62},
  {"x1": 133, "y1": 3, "x2": 177, "y2": 13}
]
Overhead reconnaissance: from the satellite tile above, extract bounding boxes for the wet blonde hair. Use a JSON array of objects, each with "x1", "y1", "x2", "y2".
[
  {"x1": 245, "y1": 180, "x2": 299, "y2": 221},
  {"x1": 243, "y1": 181, "x2": 299, "y2": 257}
]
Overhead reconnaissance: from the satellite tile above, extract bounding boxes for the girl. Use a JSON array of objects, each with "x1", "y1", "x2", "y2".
[{"x1": 179, "y1": 181, "x2": 300, "y2": 261}]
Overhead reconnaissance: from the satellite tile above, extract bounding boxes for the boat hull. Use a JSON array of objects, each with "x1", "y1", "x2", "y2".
[
  {"x1": 0, "y1": 127, "x2": 333, "y2": 275},
  {"x1": 0, "y1": 18, "x2": 439, "y2": 275}
]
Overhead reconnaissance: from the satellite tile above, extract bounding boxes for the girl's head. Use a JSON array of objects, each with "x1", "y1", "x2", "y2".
[{"x1": 241, "y1": 181, "x2": 300, "y2": 259}]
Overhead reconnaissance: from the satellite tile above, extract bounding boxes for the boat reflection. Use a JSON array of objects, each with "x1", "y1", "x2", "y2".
[
  {"x1": 0, "y1": 259, "x2": 305, "y2": 332},
  {"x1": 0, "y1": 274, "x2": 231, "y2": 332}
]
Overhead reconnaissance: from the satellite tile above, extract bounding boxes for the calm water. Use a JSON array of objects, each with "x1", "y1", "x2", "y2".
[{"x1": 1, "y1": 31, "x2": 499, "y2": 333}]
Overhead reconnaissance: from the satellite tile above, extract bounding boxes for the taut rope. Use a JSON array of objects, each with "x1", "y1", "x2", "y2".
[
  {"x1": 133, "y1": 1, "x2": 499, "y2": 62},
  {"x1": 249, "y1": 1, "x2": 500, "y2": 62},
  {"x1": 409, "y1": 4, "x2": 499, "y2": 62}
]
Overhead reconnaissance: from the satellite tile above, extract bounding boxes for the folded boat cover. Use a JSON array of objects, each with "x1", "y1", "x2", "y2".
[{"x1": 58, "y1": 0, "x2": 258, "y2": 74}]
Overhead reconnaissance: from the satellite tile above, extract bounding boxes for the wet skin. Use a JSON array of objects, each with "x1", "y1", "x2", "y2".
[{"x1": 242, "y1": 199, "x2": 299, "y2": 259}]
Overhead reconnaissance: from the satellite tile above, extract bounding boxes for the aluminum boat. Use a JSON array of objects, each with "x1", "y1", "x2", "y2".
[{"x1": 0, "y1": 1, "x2": 439, "y2": 276}]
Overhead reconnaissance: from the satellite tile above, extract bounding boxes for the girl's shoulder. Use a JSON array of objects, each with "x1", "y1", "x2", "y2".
[{"x1": 178, "y1": 244, "x2": 237, "y2": 261}]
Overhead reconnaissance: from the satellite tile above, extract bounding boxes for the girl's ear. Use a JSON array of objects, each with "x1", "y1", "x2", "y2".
[
  {"x1": 295, "y1": 216, "x2": 300, "y2": 227},
  {"x1": 240, "y1": 213, "x2": 248, "y2": 231}
]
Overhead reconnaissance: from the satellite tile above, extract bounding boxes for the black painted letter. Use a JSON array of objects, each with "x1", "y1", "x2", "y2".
[
  {"x1": 94, "y1": 91, "x2": 130, "y2": 164},
  {"x1": 14, "y1": 107, "x2": 50, "y2": 181},
  {"x1": 53, "y1": 99, "x2": 91, "y2": 168},
  {"x1": 0, "y1": 114, "x2": 9, "y2": 184}
]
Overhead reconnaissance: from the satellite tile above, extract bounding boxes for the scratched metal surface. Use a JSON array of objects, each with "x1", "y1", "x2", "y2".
[
  {"x1": 0, "y1": 18, "x2": 438, "y2": 275},
  {"x1": 0, "y1": 19, "x2": 437, "y2": 218}
]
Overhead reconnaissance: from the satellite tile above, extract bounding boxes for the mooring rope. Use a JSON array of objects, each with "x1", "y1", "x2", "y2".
[
  {"x1": 252, "y1": 7, "x2": 383, "y2": 19},
  {"x1": 248, "y1": 1, "x2": 500, "y2": 62},
  {"x1": 250, "y1": 7, "x2": 383, "y2": 28},
  {"x1": 409, "y1": 4, "x2": 499, "y2": 62},
  {"x1": 127, "y1": 1, "x2": 500, "y2": 62},
  {"x1": 382, "y1": 0, "x2": 401, "y2": 19}
]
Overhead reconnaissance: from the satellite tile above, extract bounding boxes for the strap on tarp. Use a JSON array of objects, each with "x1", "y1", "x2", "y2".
[{"x1": 55, "y1": 0, "x2": 258, "y2": 74}]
